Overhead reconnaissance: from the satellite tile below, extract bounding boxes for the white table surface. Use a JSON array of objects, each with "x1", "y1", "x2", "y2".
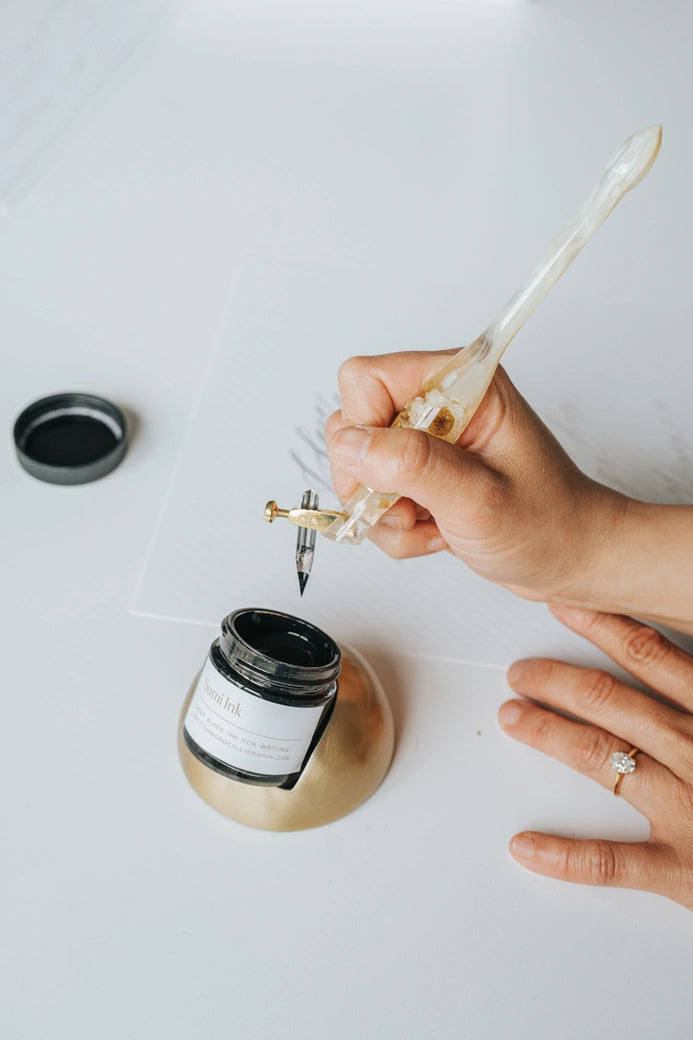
[{"x1": 2, "y1": 2, "x2": 692, "y2": 1038}]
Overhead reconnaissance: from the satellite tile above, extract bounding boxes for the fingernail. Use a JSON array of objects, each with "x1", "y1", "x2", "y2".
[
  {"x1": 426, "y1": 536, "x2": 447, "y2": 553},
  {"x1": 498, "y1": 700, "x2": 524, "y2": 728},
  {"x1": 330, "y1": 426, "x2": 373, "y2": 465},
  {"x1": 510, "y1": 833, "x2": 536, "y2": 860}
]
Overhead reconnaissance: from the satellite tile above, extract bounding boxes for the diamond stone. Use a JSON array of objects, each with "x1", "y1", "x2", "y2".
[{"x1": 610, "y1": 751, "x2": 636, "y2": 774}]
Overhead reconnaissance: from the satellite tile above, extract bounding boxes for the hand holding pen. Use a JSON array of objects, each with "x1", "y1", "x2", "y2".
[
  {"x1": 325, "y1": 345, "x2": 693, "y2": 909},
  {"x1": 266, "y1": 127, "x2": 662, "y2": 591},
  {"x1": 323, "y1": 126, "x2": 661, "y2": 545}
]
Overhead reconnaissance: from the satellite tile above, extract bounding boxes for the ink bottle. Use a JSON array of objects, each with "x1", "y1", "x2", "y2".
[{"x1": 182, "y1": 608, "x2": 341, "y2": 790}]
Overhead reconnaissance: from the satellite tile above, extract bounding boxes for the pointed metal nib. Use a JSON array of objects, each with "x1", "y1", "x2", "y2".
[{"x1": 295, "y1": 489, "x2": 317, "y2": 597}]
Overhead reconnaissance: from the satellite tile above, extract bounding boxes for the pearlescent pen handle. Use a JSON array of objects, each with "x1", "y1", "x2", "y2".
[{"x1": 323, "y1": 125, "x2": 662, "y2": 545}]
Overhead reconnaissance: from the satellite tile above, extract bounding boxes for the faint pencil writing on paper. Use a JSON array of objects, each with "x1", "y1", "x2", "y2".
[
  {"x1": 289, "y1": 393, "x2": 339, "y2": 492},
  {"x1": 653, "y1": 397, "x2": 693, "y2": 502},
  {"x1": 545, "y1": 397, "x2": 693, "y2": 505}
]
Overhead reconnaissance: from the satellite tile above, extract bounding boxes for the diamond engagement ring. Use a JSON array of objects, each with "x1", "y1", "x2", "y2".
[{"x1": 610, "y1": 747, "x2": 640, "y2": 796}]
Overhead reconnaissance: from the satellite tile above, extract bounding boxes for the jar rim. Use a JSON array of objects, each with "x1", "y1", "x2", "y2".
[{"x1": 220, "y1": 607, "x2": 341, "y2": 686}]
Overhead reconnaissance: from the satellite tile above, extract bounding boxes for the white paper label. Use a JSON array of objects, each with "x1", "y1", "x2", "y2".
[{"x1": 183, "y1": 657, "x2": 326, "y2": 776}]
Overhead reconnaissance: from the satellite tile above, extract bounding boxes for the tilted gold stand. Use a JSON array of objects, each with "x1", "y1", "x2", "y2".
[{"x1": 178, "y1": 645, "x2": 394, "y2": 831}]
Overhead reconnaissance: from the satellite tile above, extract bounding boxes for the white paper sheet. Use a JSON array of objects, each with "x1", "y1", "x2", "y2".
[
  {"x1": 131, "y1": 260, "x2": 693, "y2": 667},
  {"x1": 0, "y1": 0, "x2": 180, "y2": 209}
]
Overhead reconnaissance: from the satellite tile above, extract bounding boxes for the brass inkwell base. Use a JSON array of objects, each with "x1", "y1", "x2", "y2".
[{"x1": 178, "y1": 646, "x2": 394, "y2": 831}]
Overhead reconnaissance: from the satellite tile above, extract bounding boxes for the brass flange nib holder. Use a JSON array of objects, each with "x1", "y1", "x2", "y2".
[{"x1": 264, "y1": 500, "x2": 346, "y2": 531}]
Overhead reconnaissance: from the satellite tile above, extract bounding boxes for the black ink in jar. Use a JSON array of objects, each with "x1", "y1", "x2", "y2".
[{"x1": 182, "y1": 608, "x2": 341, "y2": 790}]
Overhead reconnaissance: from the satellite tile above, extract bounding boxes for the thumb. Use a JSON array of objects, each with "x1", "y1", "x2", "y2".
[{"x1": 328, "y1": 423, "x2": 493, "y2": 523}]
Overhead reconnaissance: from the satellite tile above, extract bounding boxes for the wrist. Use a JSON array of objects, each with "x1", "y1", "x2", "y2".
[
  {"x1": 555, "y1": 491, "x2": 693, "y2": 635},
  {"x1": 548, "y1": 481, "x2": 628, "y2": 609}
]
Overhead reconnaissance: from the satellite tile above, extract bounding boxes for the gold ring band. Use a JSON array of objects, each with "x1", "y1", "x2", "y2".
[{"x1": 612, "y1": 747, "x2": 640, "y2": 796}]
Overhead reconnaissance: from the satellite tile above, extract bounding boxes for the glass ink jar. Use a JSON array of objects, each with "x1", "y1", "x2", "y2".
[{"x1": 182, "y1": 608, "x2": 341, "y2": 790}]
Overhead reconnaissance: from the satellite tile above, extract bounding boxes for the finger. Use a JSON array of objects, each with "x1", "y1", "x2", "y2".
[
  {"x1": 550, "y1": 605, "x2": 693, "y2": 715},
  {"x1": 324, "y1": 409, "x2": 360, "y2": 501},
  {"x1": 335, "y1": 358, "x2": 560, "y2": 468},
  {"x1": 375, "y1": 500, "x2": 421, "y2": 532},
  {"x1": 336, "y1": 351, "x2": 456, "y2": 426},
  {"x1": 498, "y1": 698, "x2": 669, "y2": 816},
  {"x1": 325, "y1": 407, "x2": 434, "y2": 519},
  {"x1": 507, "y1": 654, "x2": 693, "y2": 783},
  {"x1": 508, "y1": 832, "x2": 688, "y2": 905},
  {"x1": 326, "y1": 352, "x2": 457, "y2": 502},
  {"x1": 374, "y1": 501, "x2": 433, "y2": 533},
  {"x1": 367, "y1": 519, "x2": 448, "y2": 559},
  {"x1": 326, "y1": 423, "x2": 503, "y2": 534}
]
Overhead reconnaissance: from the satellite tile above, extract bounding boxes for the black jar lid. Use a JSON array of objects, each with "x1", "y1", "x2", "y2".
[{"x1": 13, "y1": 392, "x2": 128, "y2": 485}]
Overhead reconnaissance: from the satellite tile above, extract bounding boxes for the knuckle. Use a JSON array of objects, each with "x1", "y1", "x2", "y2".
[
  {"x1": 623, "y1": 624, "x2": 672, "y2": 670},
  {"x1": 575, "y1": 668, "x2": 618, "y2": 714},
  {"x1": 658, "y1": 721, "x2": 693, "y2": 778},
  {"x1": 529, "y1": 712, "x2": 554, "y2": 745},
  {"x1": 396, "y1": 431, "x2": 434, "y2": 483},
  {"x1": 547, "y1": 839, "x2": 621, "y2": 887},
  {"x1": 336, "y1": 355, "x2": 368, "y2": 388},
  {"x1": 583, "y1": 840, "x2": 619, "y2": 885},
  {"x1": 518, "y1": 657, "x2": 560, "y2": 691},
  {"x1": 559, "y1": 840, "x2": 619, "y2": 886},
  {"x1": 336, "y1": 355, "x2": 396, "y2": 426},
  {"x1": 573, "y1": 726, "x2": 613, "y2": 773},
  {"x1": 671, "y1": 780, "x2": 693, "y2": 820}
]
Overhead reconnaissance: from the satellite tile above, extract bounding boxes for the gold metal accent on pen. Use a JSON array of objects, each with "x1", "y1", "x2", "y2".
[{"x1": 264, "y1": 500, "x2": 347, "y2": 531}]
